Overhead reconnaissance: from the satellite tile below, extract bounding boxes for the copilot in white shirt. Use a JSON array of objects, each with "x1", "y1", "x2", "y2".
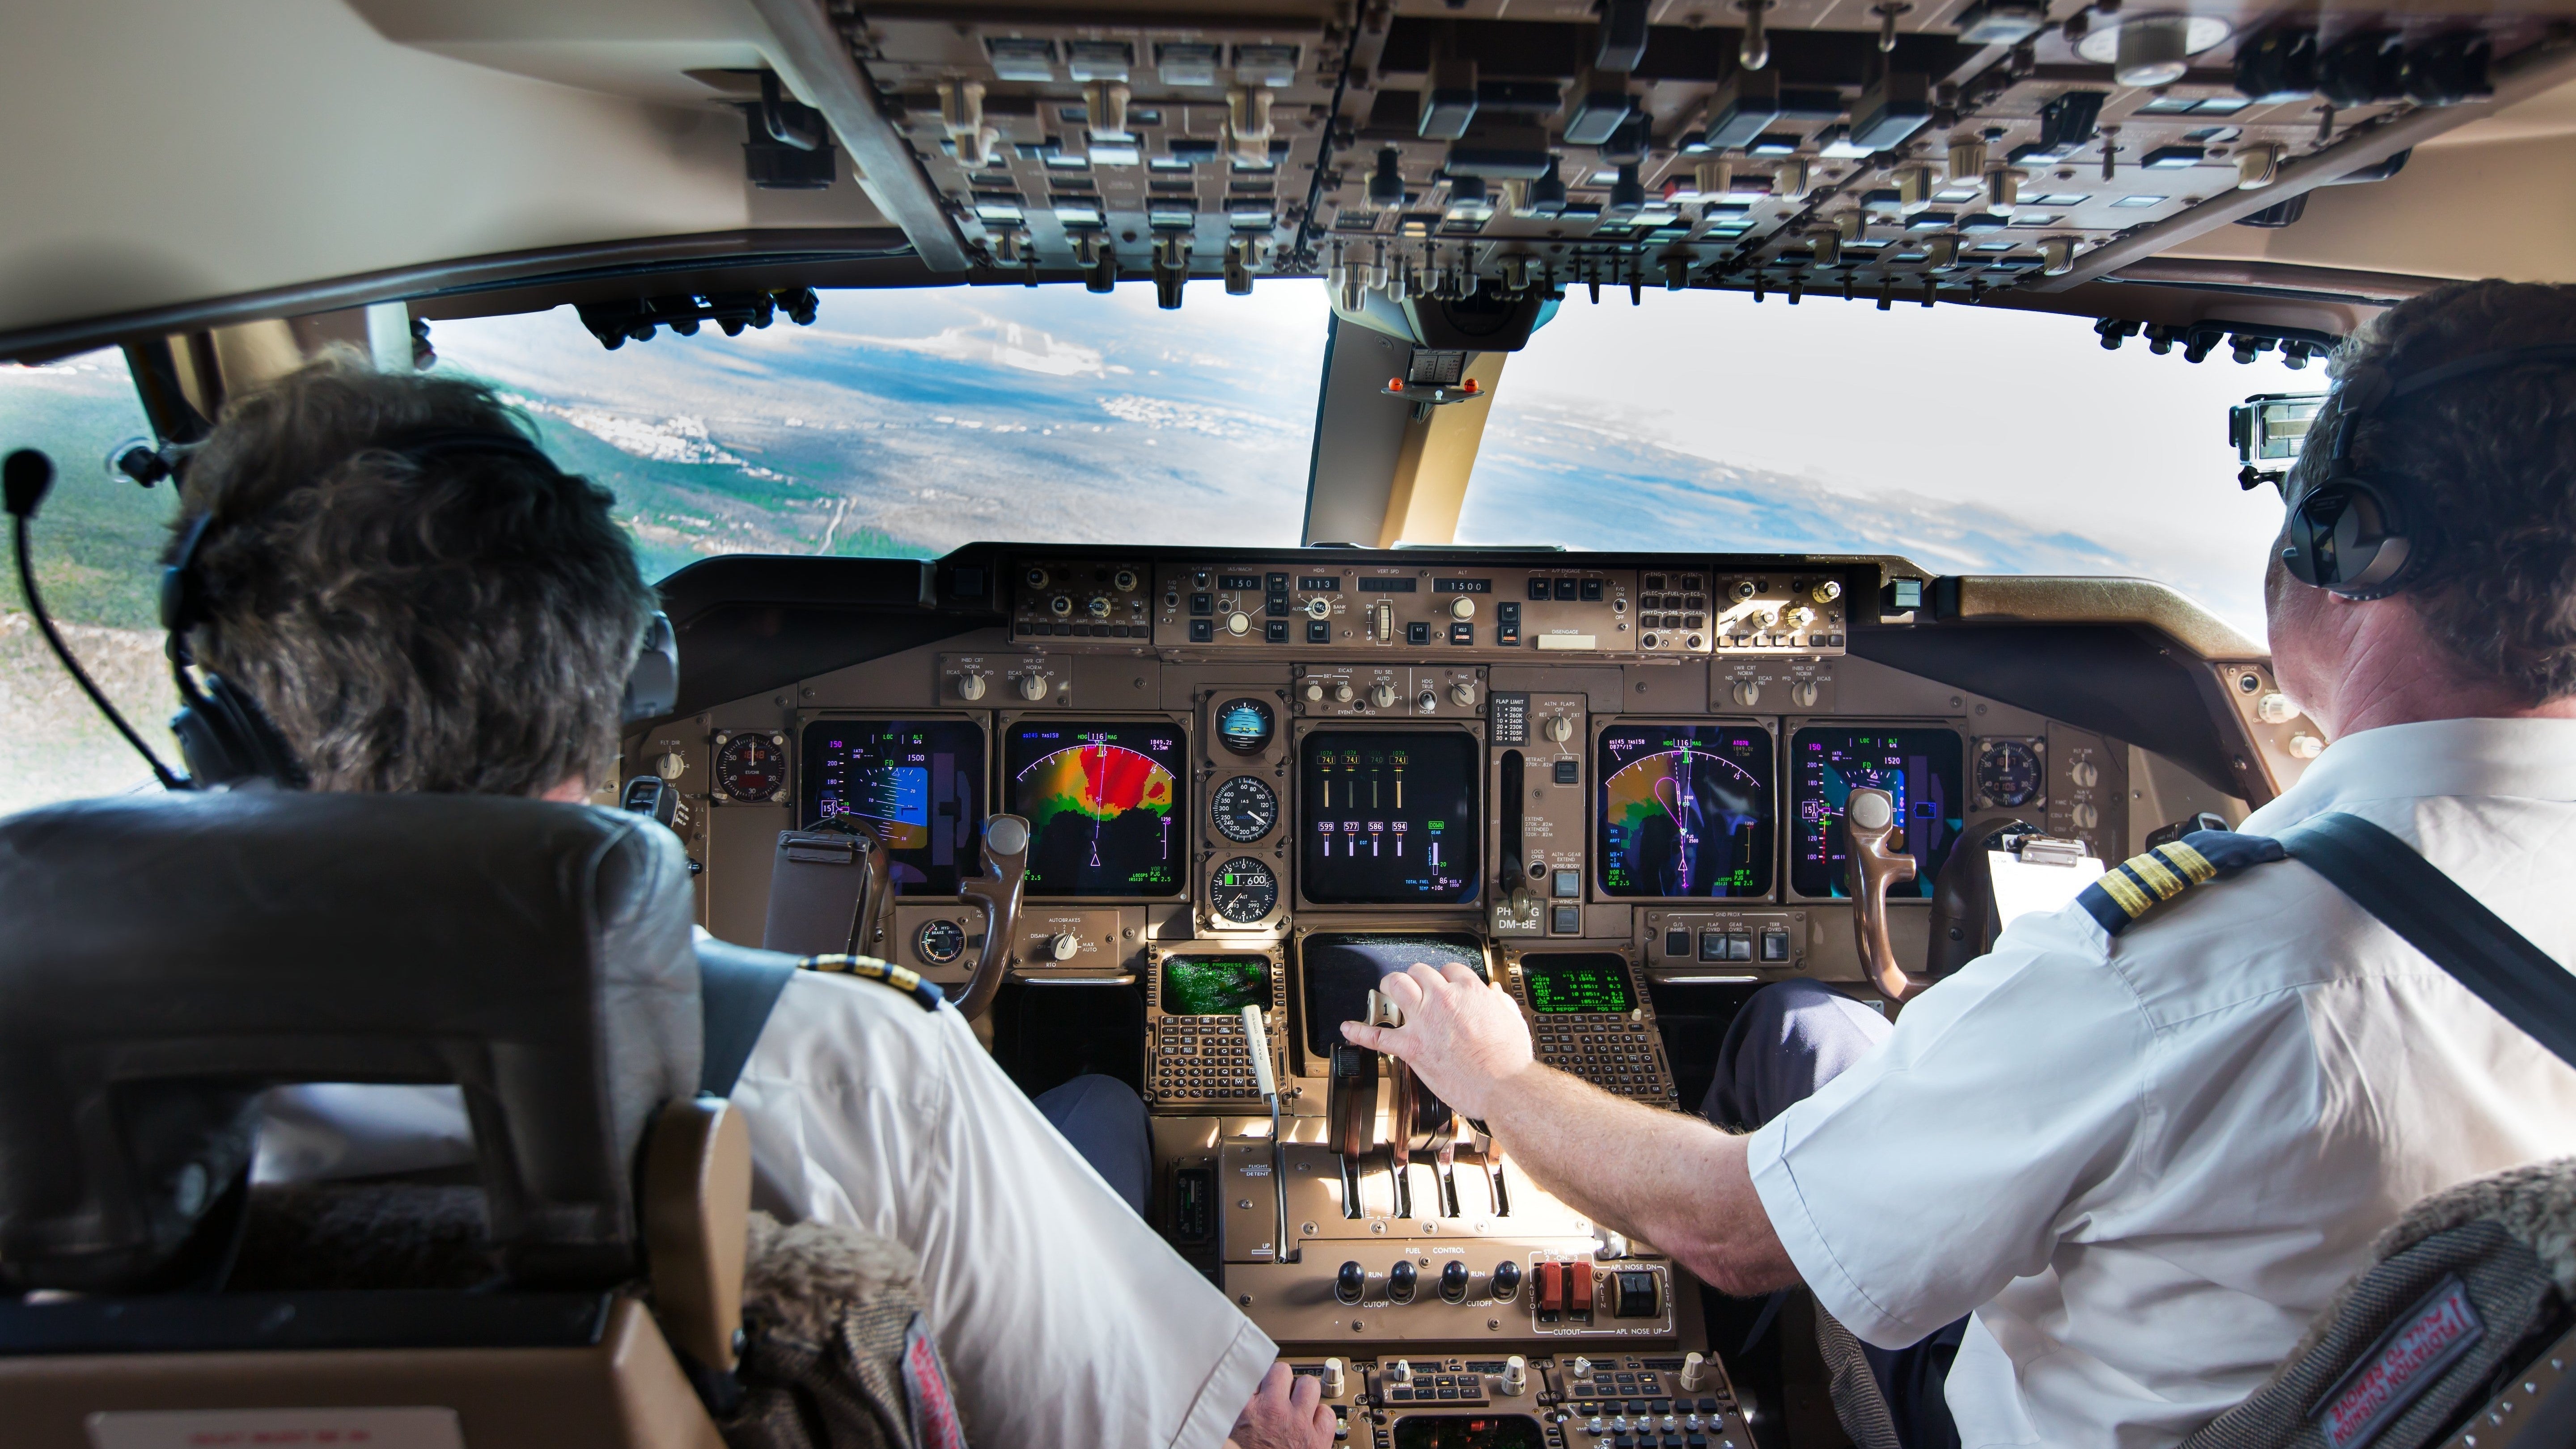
[{"x1": 1749, "y1": 717, "x2": 2576, "y2": 1448}]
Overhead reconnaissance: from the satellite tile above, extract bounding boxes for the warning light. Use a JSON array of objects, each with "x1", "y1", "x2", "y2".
[{"x1": 1387, "y1": 378, "x2": 1405, "y2": 391}]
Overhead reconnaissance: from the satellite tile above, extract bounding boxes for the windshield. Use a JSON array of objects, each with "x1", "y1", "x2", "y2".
[{"x1": 4, "y1": 281, "x2": 2305, "y2": 813}]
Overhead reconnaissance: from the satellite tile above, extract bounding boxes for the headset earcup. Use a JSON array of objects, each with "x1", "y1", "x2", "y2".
[
  {"x1": 2285, "y1": 480, "x2": 2417, "y2": 599},
  {"x1": 171, "y1": 674, "x2": 309, "y2": 789}
]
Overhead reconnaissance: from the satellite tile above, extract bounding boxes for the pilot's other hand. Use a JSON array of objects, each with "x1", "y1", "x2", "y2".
[
  {"x1": 1227, "y1": 1361, "x2": 1334, "y2": 1449},
  {"x1": 1340, "y1": 961, "x2": 1533, "y2": 1121}
]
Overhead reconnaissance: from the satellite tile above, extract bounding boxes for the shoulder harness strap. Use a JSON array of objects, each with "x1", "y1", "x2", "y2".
[
  {"x1": 2078, "y1": 830, "x2": 2288, "y2": 937},
  {"x1": 799, "y1": 953, "x2": 948, "y2": 1012}
]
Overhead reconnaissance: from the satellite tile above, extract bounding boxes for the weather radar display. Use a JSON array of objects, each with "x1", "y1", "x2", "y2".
[
  {"x1": 1006, "y1": 722, "x2": 1186, "y2": 896},
  {"x1": 1594, "y1": 725, "x2": 1775, "y2": 898}
]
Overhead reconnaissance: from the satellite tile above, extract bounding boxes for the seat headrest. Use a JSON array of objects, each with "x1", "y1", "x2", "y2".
[{"x1": 0, "y1": 792, "x2": 700, "y2": 1292}]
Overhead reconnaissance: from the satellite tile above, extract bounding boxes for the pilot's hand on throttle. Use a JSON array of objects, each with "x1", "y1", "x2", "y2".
[
  {"x1": 1227, "y1": 1361, "x2": 1335, "y2": 1449},
  {"x1": 1340, "y1": 961, "x2": 1533, "y2": 1122}
]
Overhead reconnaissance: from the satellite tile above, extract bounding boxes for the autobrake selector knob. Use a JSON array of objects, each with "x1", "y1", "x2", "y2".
[
  {"x1": 1388, "y1": 1259, "x2": 1418, "y2": 1303},
  {"x1": 1047, "y1": 932, "x2": 1082, "y2": 962},
  {"x1": 1335, "y1": 1260, "x2": 1365, "y2": 1305},
  {"x1": 1017, "y1": 673, "x2": 1050, "y2": 702},
  {"x1": 1440, "y1": 1260, "x2": 1470, "y2": 1302},
  {"x1": 1490, "y1": 1259, "x2": 1522, "y2": 1300}
]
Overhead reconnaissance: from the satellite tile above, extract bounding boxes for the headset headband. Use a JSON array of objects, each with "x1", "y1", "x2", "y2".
[{"x1": 2320, "y1": 340, "x2": 2576, "y2": 478}]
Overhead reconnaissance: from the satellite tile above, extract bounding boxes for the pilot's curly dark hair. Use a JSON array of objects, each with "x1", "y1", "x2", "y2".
[
  {"x1": 2290, "y1": 279, "x2": 2576, "y2": 702},
  {"x1": 168, "y1": 351, "x2": 656, "y2": 796}
]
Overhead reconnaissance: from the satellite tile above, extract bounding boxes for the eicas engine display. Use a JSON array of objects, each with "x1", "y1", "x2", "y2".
[{"x1": 1298, "y1": 730, "x2": 1479, "y2": 905}]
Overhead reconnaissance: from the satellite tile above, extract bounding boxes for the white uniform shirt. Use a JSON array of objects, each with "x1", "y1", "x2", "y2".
[
  {"x1": 1747, "y1": 717, "x2": 2576, "y2": 1448},
  {"x1": 256, "y1": 967, "x2": 1272, "y2": 1449}
]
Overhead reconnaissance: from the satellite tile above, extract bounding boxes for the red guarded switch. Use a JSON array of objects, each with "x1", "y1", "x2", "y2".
[
  {"x1": 1566, "y1": 1260, "x2": 1595, "y2": 1315},
  {"x1": 1536, "y1": 1259, "x2": 1566, "y2": 1312}
]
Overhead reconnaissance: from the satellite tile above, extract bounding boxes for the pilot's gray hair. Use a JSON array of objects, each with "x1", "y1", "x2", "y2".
[
  {"x1": 170, "y1": 350, "x2": 657, "y2": 796},
  {"x1": 2292, "y1": 279, "x2": 2576, "y2": 703}
]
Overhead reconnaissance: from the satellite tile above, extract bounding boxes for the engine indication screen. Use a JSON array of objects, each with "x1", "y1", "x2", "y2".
[
  {"x1": 1789, "y1": 727, "x2": 1965, "y2": 899},
  {"x1": 1299, "y1": 932, "x2": 1487, "y2": 1059},
  {"x1": 1006, "y1": 721, "x2": 1186, "y2": 897},
  {"x1": 1594, "y1": 724, "x2": 1775, "y2": 898},
  {"x1": 1161, "y1": 956, "x2": 1271, "y2": 1016},
  {"x1": 1520, "y1": 953, "x2": 1636, "y2": 1015},
  {"x1": 798, "y1": 720, "x2": 985, "y2": 894},
  {"x1": 1298, "y1": 730, "x2": 1479, "y2": 904}
]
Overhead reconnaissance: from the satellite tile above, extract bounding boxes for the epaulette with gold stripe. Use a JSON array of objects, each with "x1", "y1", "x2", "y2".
[
  {"x1": 2077, "y1": 830, "x2": 2288, "y2": 936},
  {"x1": 797, "y1": 953, "x2": 947, "y2": 1011}
]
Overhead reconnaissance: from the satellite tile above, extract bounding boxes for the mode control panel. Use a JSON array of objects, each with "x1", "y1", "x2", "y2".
[{"x1": 1153, "y1": 564, "x2": 1638, "y2": 655}]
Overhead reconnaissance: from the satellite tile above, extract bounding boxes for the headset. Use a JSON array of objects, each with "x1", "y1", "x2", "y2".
[
  {"x1": 160, "y1": 428, "x2": 679, "y2": 790},
  {"x1": 2281, "y1": 341, "x2": 2576, "y2": 600}
]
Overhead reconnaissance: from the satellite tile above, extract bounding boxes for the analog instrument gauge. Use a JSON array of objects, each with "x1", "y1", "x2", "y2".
[
  {"x1": 1975, "y1": 737, "x2": 2044, "y2": 809},
  {"x1": 1208, "y1": 856, "x2": 1280, "y2": 924},
  {"x1": 1214, "y1": 696, "x2": 1276, "y2": 754},
  {"x1": 715, "y1": 733, "x2": 787, "y2": 802},
  {"x1": 1211, "y1": 775, "x2": 1280, "y2": 843},
  {"x1": 914, "y1": 918, "x2": 965, "y2": 966}
]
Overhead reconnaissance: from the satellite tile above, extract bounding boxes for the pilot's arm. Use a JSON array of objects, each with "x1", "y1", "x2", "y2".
[{"x1": 1342, "y1": 906, "x2": 2146, "y2": 1336}]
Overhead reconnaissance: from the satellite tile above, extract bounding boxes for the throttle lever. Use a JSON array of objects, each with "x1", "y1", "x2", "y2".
[
  {"x1": 952, "y1": 814, "x2": 1030, "y2": 1021},
  {"x1": 1846, "y1": 787, "x2": 1927, "y2": 1002}
]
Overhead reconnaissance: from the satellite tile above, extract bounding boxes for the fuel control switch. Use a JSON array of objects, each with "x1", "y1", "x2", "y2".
[{"x1": 1335, "y1": 1260, "x2": 1366, "y2": 1305}]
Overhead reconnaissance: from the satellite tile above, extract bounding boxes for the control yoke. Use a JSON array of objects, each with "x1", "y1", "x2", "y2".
[
  {"x1": 1845, "y1": 788, "x2": 1927, "y2": 1002},
  {"x1": 952, "y1": 813, "x2": 1030, "y2": 1020}
]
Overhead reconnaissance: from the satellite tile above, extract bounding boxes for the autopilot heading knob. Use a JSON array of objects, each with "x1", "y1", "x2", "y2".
[
  {"x1": 1440, "y1": 1259, "x2": 1470, "y2": 1303},
  {"x1": 1335, "y1": 1260, "x2": 1366, "y2": 1305},
  {"x1": 1388, "y1": 1259, "x2": 1419, "y2": 1303},
  {"x1": 1306, "y1": 596, "x2": 1333, "y2": 620}
]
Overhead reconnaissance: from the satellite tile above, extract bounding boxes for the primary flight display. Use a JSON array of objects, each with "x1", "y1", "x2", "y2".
[
  {"x1": 1006, "y1": 720, "x2": 1186, "y2": 896},
  {"x1": 798, "y1": 719, "x2": 985, "y2": 894},
  {"x1": 1594, "y1": 724, "x2": 1774, "y2": 898},
  {"x1": 1788, "y1": 727, "x2": 1964, "y2": 898}
]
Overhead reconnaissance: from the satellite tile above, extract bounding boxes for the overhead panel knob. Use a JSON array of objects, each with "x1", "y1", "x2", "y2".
[
  {"x1": 958, "y1": 672, "x2": 989, "y2": 702},
  {"x1": 1017, "y1": 673, "x2": 1050, "y2": 702},
  {"x1": 1370, "y1": 682, "x2": 1399, "y2": 709},
  {"x1": 1450, "y1": 596, "x2": 1476, "y2": 620},
  {"x1": 1543, "y1": 715, "x2": 1574, "y2": 744}
]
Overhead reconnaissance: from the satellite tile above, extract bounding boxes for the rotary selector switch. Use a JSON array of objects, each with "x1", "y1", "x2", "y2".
[
  {"x1": 1543, "y1": 715, "x2": 1573, "y2": 744},
  {"x1": 1047, "y1": 932, "x2": 1082, "y2": 962},
  {"x1": 957, "y1": 672, "x2": 988, "y2": 701},
  {"x1": 1017, "y1": 673, "x2": 1050, "y2": 702},
  {"x1": 1369, "y1": 682, "x2": 1398, "y2": 709}
]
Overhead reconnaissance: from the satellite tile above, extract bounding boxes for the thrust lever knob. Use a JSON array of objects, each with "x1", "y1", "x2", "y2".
[{"x1": 1335, "y1": 1260, "x2": 1366, "y2": 1305}]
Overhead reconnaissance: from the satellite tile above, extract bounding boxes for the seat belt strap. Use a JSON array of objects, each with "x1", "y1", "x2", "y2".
[
  {"x1": 2279, "y1": 812, "x2": 2576, "y2": 1074},
  {"x1": 697, "y1": 936, "x2": 798, "y2": 1097}
]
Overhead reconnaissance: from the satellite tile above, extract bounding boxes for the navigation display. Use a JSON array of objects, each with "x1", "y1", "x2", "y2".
[
  {"x1": 1594, "y1": 724, "x2": 1774, "y2": 898},
  {"x1": 1298, "y1": 730, "x2": 1479, "y2": 904},
  {"x1": 1299, "y1": 932, "x2": 1486, "y2": 1058},
  {"x1": 1005, "y1": 720, "x2": 1186, "y2": 897},
  {"x1": 798, "y1": 719, "x2": 984, "y2": 894},
  {"x1": 1789, "y1": 727, "x2": 1964, "y2": 899},
  {"x1": 1520, "y1": 953, "x2": 1635, "y2": 1015},
  {"x1": 1161, "y1": 955, "x2": 1271, "y2": 1015}
]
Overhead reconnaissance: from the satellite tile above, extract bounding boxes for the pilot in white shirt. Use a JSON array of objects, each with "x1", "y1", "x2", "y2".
[{"x1": 1344, "y1": 280, "x2": 2576, "y2": 1446}]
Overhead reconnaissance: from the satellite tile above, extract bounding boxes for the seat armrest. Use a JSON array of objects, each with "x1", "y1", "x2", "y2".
[{"x1": 642, "y1": 1099, "x2": 749, "y2": 1373}]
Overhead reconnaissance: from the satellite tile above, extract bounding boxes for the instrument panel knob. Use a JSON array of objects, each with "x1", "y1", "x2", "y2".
[
  {"x1": 1305, "y1": 681, "x2": 1325, "y2": 702},
  {"x1": 1789, "y1": 679, "x2": 1819, "y2": 709},
  {"x1": 1681, "y1": 1352, "x2": 1708, "y2": 1391},
  {"x1": 1048, "y1": 931, "x2": 1083, "y2": 962},
  {"x1": 1416, "y1": 690, "x2": 1439, "y2": 712},
  {"x1": 1809, "y1": 579, "x2": 1843, "y2": 604},
  {"x1": 1307, "y1": 596, "x2": 1333, "y2": 620},
  {"x1": 1387, "y1": 1357, "x2": 1414, "y2": 1384},
  {"x1": 1323, "y1": 1358, "x2": 1347, "y2": 1397},
  {"x1": 1501, "y1": 1356, "x2": 1528, "y2": 1396},
  {"x1": 1335, "y1": 1260, "x2": 1366, "y2": 1305},
  {"x1": 1017, "y1": 673, "x2": 1050, "y2": 702},
  {"x1": 2289, "y1": 732, "x2": 2325, "y2": 759},
  {"x1": 1335, "y1": 682, "x2": 1356, "y2": 703},
  {"x1": 1087, "y1": 596, "x2": 1113, "y2": 619},
  {"x1": 1731, "y1": 679, "x2": 1761, "y2": 708},
  {"x1": 957, "y1": 672, "x2": 988, "y2": 702},
  {"x1": 1542, "y1": 715, "x2": 1574, "y2": 744},
  {"x1": 1449, "y1": 682, "x2": 1476, "y2": 708},
  {"x1": 1449, "y1": 596, "x2": 1476, "y2": 620},
  {"x1": 2255, "y1": 691, "x2": 2300, "y2": 724},
  {"x1": 2070, "y1": 802, "x2": 2100, "y2": 830},
  {"x1": 1369, "y1": 682, "x2": 1398, "y2": 709},
  {"x1": 2069, "y1": 759, "x2": 2100, "y2": 788},
  {"x1": 1225, "y1": 611, "x2": 1252, "y2": 636}
]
